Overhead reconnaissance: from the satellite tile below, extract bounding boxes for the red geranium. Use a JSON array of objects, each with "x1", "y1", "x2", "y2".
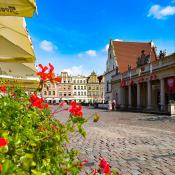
[
  {"x1": 0, "y1": 164, "x2": 2, "y2": 172},
  {"x1": 0, "y1": 138, "x2": 8, "y2": 147},
  {"x1": 37, "y1": 64, "x2": 48, "y2": 81},
  {"x1": 30, "y1": 94, "x2": 48, "y2": 109},
  {"x1": 69, "y1": 101, "x2": 83, "y2": 117},
  {"x1": 37, "y1": 63, "x2": 62, "y2": 83},
  {"x1": 0, "y1": 86, "x2": 7, "y2": 93},
  {"x1": 99, "y1": 158, "x2": 111, "y2": 175}
]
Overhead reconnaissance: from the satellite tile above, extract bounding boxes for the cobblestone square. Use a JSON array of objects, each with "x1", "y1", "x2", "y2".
[{"x1": 55, "y1": 107, "x2": 175, "y2": 175}]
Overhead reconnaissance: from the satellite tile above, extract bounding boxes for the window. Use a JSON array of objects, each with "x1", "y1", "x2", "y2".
[
  {"x1": 53, "y1": 91, "x2": 55, "y2": 95},
  {"x1": 74, "y1": 80, "x2": 76, "y2": 84},
  {"x1": 74, "y1": 92, "x2": 76, "y2": 95},
  {"x1": 81, "y1": 86, "x2": 83, "y2": 90},
  {"x1": 77, "y1": 80, "x2": 79, "y2": 83},
  {"x1": 49, "y1": 91, "x2": 51, "y2": 95},
  {"x1": 107, "y1": 81, "x2": 109, "y2": 92},
  {"x1": 64, "y1": 81, "x2": 66, "y2": 83},
  {"x1": 84, "y1": 92, "x2": 86, "y2": 96},
  {"x1": 96, "y1": 86, "x2": 99, "y2": 90},
  {"x1": 68, "y1": 92, "x2": 71, "y2": 96},
  {"x1": 59, "y1": 93, "x2": 62, "y2": 97},
  {"x1": 78, "y1": 86, "x2": 80, "y2": 90},
  {"x1": 81, "y1": 92, "x2": 83, "y2": 96},
  {"x1": 44, "y1": 91, "x2": 47, "y2": 95},
  {"x1": 80, "y1": 80, "x2": 82, "y2": 83},
  {"x1": 64, "y1": 93, "x2": 66, "y2": 96},
  {"x1": 74, "y1": 86, "x2": 76, "y2": 90},
  {"x1": 88, "y1": 87, "x2": 91, "y2": 90},
  {"x1": 78, "y1": 92, "x2": 80, "y2": 96},
  {"x1": 84, "y1": 86, "x2": 86, "y2": 90},
  {"x1": 84, "y1": 80, "x2": 86, "y2": 83},
  {"x1": 68, "y1": 85, "x2": 71, "y2": 90}
]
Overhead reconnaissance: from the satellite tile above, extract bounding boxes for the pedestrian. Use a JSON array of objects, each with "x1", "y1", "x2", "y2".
[
  {"x1": 112, "y1": 99, "x2": 116, "y2": 111},
  {"x1": 108, "y1": 100, "x2": 112, "y2": 111}
]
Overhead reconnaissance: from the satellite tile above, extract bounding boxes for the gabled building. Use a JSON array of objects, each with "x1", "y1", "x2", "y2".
[
  {"x1": 87, "y1": 71, "x2": 105, "y2": 103},
  {"x1": 107, "y1": 39, "x2": 175, "y2": 113},
  {"x1": 104, "y1": 39, "x2": 157, "y2": 102}
]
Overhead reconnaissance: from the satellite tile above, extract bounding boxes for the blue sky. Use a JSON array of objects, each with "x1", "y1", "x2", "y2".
[{"x1": 26, "y1": 0, "x2": 175, "y2": 75}]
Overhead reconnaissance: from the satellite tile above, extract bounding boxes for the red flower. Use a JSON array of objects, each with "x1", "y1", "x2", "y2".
[
  {"x1": 37, "y1": 63, "x2": 62, "y2": 83},
  {"x1": 69, "y1": 101, "x2": 83, "y2": 117},
  {"x1": 0, "y1": 164, "x2": 2, "y2": 172},
  {"x1": 37, "y1": 64, "x2": 48, "y2": 81},
  {"x1": 30, "y1": 94, "x2": 48, "y2": 109},
  {"x1": 0, "y1": 138, "x2": 8, "y2": 147},
  {"x1": 0, "y1": 86, "x2": 7, "y2": 93},
  {"x1": 99, "y1": 158, "x2": 110, "y2": 175}
]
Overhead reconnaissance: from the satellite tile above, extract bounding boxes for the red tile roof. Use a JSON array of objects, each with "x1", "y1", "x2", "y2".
[{"x1": 112, "y1": 41, "x2": 157, "y2": 73}]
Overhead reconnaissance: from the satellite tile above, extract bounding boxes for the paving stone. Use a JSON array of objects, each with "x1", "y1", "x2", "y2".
[{"x1": 54, "y1": 107, "x2": 175, "y2": 175}]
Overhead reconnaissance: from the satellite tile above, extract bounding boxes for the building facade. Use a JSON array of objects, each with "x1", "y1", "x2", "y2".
[
  {"x1": 42, "y1": 72, "x2": 73, "y2": 103},
  {"x1": 72, "y1": 75, "x2": 88, "y2": 103},
  {"x1": 104, "y1": 39, "x2": 157, "y2": 102},
  {"x1": 87, "y1": 71, "x2": 105, "y2": 103},
  {"x1": 42, "y1": 72, "x2": 105, "y2": 104},
  {"x1": 111, "y1": 51, "x2": 175, "y2": 112}
]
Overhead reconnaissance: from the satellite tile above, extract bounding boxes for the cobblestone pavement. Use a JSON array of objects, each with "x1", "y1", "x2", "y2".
[{"x1": 54, "y1": 106, "x2": 175, "y2": 175}]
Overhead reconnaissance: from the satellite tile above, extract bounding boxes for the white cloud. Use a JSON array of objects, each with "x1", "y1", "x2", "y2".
[
  {"x1": 148, "y1": 4, "x2": 175, "y2": 19},
  {"x1": 77, "y1": 50, "x2": 97, "y2": 57},
  {"x1": 85, "y1": 50, "x2": 97, "y2": 56},
  {"x1": 62, "y1": 65, "x2": 90, "y2": 76},
  {"x1": 40, "y1": 40, "x2": 57, "y2": 52}
]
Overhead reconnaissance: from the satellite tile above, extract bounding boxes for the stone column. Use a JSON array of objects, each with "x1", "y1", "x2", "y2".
[
  {"x1": 118, "y1": 88, "x2": 121, "y2": 106},
  {"x1": 160, "y1": 78, "x2": 165, "y2": 111},
  {"x1": 128, "y1": 85, "x2": 132, "y2": 108},
  {"x1": 120, "y1": 88, "x2": 124, "y2": 108},
  {"x1": 147, "y1": 80, "x2": 152, "y2": 110},
  {"x1": 137, "y1": 83, "x2": 141, "y2": 108}
]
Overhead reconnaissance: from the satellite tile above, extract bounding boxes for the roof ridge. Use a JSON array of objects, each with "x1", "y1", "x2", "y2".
[{"x1": 112, "y1": 40, "x2": 152, "y2": 44}]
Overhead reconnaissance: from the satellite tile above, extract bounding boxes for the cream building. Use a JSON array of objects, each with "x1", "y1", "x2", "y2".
[
  {"x1": 104, "y1": 39, "x2": 157, "y2": 103},
  {"x1": 111, "y1": 49, "x2": 175, "y2": 113},
  {"x1": 72, "y1": 75, "x2": 88, "y2": 103}
]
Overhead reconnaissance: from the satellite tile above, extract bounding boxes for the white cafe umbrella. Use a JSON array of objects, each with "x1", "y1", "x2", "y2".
[{"x1": 0, "y1": 16, "x2": 36, "y2": 63}]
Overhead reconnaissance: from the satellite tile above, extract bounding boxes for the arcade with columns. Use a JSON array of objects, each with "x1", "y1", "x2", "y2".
[{"x1": 112, "y1": 53, "x2": 175, "y2": 113}]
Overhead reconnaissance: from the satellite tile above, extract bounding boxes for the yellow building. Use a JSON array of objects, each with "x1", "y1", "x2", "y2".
[{"x1": 87, "y1": 71, "x2": 104, "y2": 103}]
